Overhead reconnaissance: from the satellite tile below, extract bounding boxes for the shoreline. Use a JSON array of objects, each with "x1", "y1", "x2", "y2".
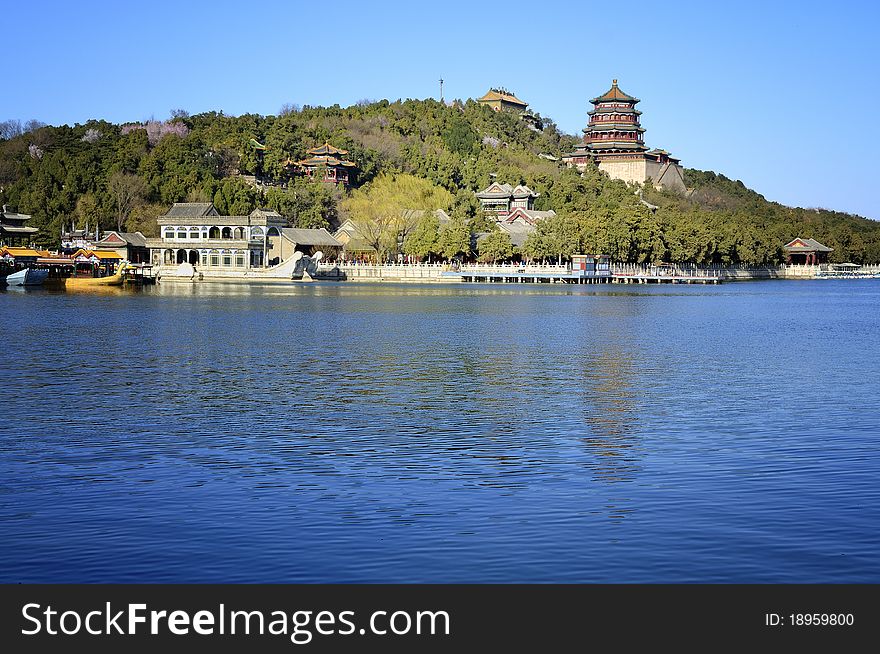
[{"x1": 152, "y1": 262, "x2": 880, "y2": 286}]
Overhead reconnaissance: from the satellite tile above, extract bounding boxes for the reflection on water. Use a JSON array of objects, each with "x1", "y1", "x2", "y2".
[
  {"x1": 582, "y1": 347, "x2": 643, "y2": 486},
  {"x1": 1, "y1": 280, "x2": 880, "y2": 582}
]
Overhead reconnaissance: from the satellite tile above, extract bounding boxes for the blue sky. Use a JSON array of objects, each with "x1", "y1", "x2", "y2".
[{"x1": 5, "y1": 0, "x2": 879, "y2": 219}]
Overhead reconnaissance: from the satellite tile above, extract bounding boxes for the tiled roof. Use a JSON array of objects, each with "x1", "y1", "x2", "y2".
[
  {"x1": 69, "y1": 248, "x2": 122, "y2": 260},
  {"x1": 0, "y1": 211, "x2": 33, "y2": 223},
  {"x1": 97, "y1": 231, "x2": 127, "y2": 245},
  {"x1": 512, "y1": 185, "x2": 538, "y2": 198},
  {"x1": 164, "y1": 203, "x2": 217, "y2": 217},
  {"x1": 476, "y1": 183, "x2": 538, "y2": 199},
  {"x1": 307, "y1": 142, "x2": 349, "y2": 156},
  {"x1": 281, "y1": 228, "x2": 342, "y2": 247},
  {"x1": 591, "y1": 80, "x2": 639, "y2": 104},
  {"x1": 119, "y1": 232, "x2": 148, "y2": 247},
  {"x1": 0, "y1": 247, "x2": 49, "y2": 258},
  {"x1": 784, "y1": 238, "x2": 833, "y2": 252},
  {"x1": 158, "y1": 216, "x2": 253, "y2": 226},
  {"x1": 588, "y1": 106, "x2": 641, "y2": 115},
  {"x1": 477, "y1": 90, "x2": 528, "y2": 107},
  {"x1": 501, "y1": 208, "x2": 556, "y2": 226}
]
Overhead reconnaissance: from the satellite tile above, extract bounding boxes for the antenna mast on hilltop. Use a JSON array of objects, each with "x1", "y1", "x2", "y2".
[{"x1": 439, "y1": 77, "x2": 444, "y2": 103}]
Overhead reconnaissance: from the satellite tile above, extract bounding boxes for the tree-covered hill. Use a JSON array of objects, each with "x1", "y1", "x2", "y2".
[{"x1": 1, "y1": 98, "x2": 878, "y2": 264}]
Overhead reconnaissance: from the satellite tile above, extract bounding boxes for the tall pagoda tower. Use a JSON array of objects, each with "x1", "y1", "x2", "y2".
[{"x1": 562, "y1": 80, "x2": 686, "y2": 192}]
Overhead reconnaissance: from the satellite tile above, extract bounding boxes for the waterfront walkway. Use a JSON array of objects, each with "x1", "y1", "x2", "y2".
[
  {"x1": 154, "y1": 260, "x2": 880, "y2": 284},
  {"x1": 325, "y1": 262, "x2": 880, "y2": 284}
]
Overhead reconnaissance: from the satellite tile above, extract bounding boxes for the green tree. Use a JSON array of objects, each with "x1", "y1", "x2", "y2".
[
  {"x1": 74, "y1": 192, "x2": 101, "y2": 231},
  {"x1": 212, "y1": 177, "x2": 259, "y2": 215},
  {"x1": 437, "y1": 216, "x2": 471, "y2": 260},
  {"x1": 441, "y1": 117, "x2": 478, "y2": 156},
  {"x1": 402, "y1": 213, "x2": 440, "y2": 260},
  {"x1": 478, "y1": 230, "x2": 514, "y2": 263}
]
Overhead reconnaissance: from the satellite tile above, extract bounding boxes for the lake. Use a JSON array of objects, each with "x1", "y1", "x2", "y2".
[{"x1": 1, "y1": 279, "x2": 878, "y2": 582}]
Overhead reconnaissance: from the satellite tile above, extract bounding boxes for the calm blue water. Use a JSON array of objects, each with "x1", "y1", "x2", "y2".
[{"x1": 1, "y1": 279, "x2": 878, "y2": 582}]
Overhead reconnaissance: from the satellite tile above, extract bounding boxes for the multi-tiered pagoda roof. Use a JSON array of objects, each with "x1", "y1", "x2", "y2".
[
  {"x1": 562, "y1": 80, "x2": 685, "y2": 191},
  {"x1": 590, "y1": 80, "x2": 639, "y2": 104},
  {"x1": 294, "y1": 143, "x2": 357, "y2": 169},
  {"x1": 288, "y1": 143, "x2": 357, "y2": 186},
  {"x1": 582, "y1": 80, "x2": 647, "y2": 154}
]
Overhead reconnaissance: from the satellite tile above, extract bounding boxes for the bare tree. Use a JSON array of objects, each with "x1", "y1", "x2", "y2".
[
  {"x1": 0, "y1": 120, "x2": 23, "y2": 140},
  {"x1": 0, "y1": 119, "x2": 46, "y2": 140},
  {"x1": 107, "y1": 172, "x2": 147, "y2": 231}
]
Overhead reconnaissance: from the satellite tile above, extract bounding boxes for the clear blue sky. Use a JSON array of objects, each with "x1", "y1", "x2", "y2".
[{"x1": 6, "y1": 0, "x2": 879, "y2": 219}]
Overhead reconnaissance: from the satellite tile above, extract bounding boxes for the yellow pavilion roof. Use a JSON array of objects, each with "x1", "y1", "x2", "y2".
[
  {"x1": 70, "y1": 248, "x2": 123, "y2": 260},
  {"x1": 0, "y1": 247, "x2": 50, "y2": 258},
  {"x1": 478, "y1": 89, "x2": 528, "y2": 106}
]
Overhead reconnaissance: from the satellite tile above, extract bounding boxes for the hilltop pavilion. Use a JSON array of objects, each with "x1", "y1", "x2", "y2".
[
  {"x1": 477, "y1": 89, "x2": 529, "y2": 113},
  {"x1": 289, "y1": 143, "x2": 357, "y2": 186}
]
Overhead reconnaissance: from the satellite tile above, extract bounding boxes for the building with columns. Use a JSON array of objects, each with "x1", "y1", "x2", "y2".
[
  {"x1": 147, "y1": 203, "x2": 289, "y2": 269},
  {"x1": 783, "y1": 238, "x2": 833, "y2": 265},
  {"x1": 562, "y1": 80, "x2": 686, "y2": 193}
]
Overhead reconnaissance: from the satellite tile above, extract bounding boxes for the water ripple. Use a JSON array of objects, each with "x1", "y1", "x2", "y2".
[{"x1": 1, "y1": 280, "x2": 878, "y2": 582}]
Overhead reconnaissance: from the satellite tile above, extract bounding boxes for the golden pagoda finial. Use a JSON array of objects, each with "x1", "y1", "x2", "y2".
[{"x1": 612, "y1": 79, "x2": 618, "y2": 85}]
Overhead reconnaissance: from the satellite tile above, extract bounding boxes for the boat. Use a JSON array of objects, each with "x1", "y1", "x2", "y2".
[
  {"x1": 63, "y1": 261, "x2": 129, "y2": 288},
  {"x1": 4, "y1": 267, "x2": 49, "y2": 286}
]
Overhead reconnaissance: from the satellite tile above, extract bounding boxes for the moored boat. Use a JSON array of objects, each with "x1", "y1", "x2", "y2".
[
  {"x1": 63, "y1": 261, "x2": 128, "y2": 288},
  {"x1": 4, "y1": 267, "x2": 49, "y2": 286}
]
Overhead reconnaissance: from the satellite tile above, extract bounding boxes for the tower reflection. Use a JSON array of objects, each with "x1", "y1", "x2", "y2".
[{"x1": 581, "y1": 344, "x2": 643, "y2": 487}]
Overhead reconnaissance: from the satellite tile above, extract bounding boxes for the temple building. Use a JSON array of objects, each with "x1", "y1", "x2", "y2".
[
  {"x1": 0, "y1": 205, "x2": 38, "y2": 246},
  {"x1": 477, "y1": 88, "x2": 529, "y2": 113},
  {"x1": 289, "y1": 143, "x2": 357, "y2": 186},
  {"x1": 474, "y1": 182, "x2": 555, "y2": 246},
  {"x1": 562, "y1": 80, "x2": 686, "y2": 193},
  {"x1": 477, "y1": 88, "x2": 543, "y2": 130},
  {"x1": 476, "y1": 183, "x2": 539, "y2": 216},
  {"x1": 783, "y1": 237, "x2": 833, "y2": 265}
]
